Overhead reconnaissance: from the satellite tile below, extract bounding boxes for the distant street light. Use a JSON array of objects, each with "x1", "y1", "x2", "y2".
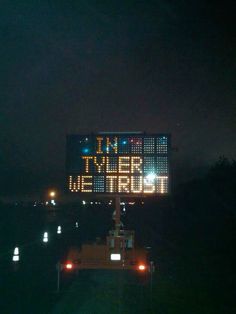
[
  {"x1": 46, "y1": 190, "x2": 58, "y2": 206},
  {"x1": 49, "y1": 191, "x2": 56, "y2": 198}
]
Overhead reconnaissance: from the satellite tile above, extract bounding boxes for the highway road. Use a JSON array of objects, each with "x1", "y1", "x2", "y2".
[{"x1": 52, "y1": 270, "x2": 152, "y2": 314}]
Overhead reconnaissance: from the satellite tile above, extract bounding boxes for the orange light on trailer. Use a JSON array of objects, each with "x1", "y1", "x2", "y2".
[
  {"x1": 65, "y1": 263, "x2": 73, "y2": 270},
  {"x1": 138, "y1": 264, "x2": 146, "y2": 271}
]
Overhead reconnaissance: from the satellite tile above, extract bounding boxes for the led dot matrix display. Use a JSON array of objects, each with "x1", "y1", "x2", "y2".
[{"x1": 66, "y1": 132, "x2": 170, "y2": 194}]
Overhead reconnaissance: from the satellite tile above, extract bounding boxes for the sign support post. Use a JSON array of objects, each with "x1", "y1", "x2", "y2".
[{"x1": 115, "y1": 195, "x2": 121, "y2": 236}]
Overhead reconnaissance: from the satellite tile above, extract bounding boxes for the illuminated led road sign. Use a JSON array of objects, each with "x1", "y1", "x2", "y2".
[{"x1": 66, "y1": 133, "x2": 170, "y2": 194}]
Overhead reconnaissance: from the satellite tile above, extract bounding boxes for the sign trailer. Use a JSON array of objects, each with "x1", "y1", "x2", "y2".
[{"x1": 62, "y1": 132, "x2": 170, "y2": 277}]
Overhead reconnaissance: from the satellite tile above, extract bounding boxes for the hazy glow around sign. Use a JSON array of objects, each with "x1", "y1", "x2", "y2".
[
  {"x1": 110, "y1": 253, "x2": 121, "y2": 261},
  {"x1": 145, "y1": 173, "x2": 156, "y2": 182}
]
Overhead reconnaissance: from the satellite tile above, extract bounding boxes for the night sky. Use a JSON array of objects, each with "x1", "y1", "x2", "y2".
[{"x1": 0, "y1": 1, "x2": 235, "y2": 196}]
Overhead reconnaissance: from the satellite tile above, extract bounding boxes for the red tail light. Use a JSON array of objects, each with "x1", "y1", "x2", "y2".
[
  {"x1": 65, "y1": 262, "x2": 73, "y2": 270},
  {"x1": 138, "y1": 264, "x2": 146, "y2": 271}
]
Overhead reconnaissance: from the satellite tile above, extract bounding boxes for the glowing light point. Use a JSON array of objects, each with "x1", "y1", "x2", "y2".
[
  {"x1": 138, "y1": 264, "x2": 146, "y2": 271},
  {"x1": 145, "y1": 173, "x2": 156, "y2": 183},
  {"x1": 14, "y1": 247, "x2": 19, "y2": 255},
  {"x1": 12, "y1": 247, "x2": 20, "y2": 262},
  {"x1": 49, "y1": 191, "x2": 56, "y2": 198},
  {"x1": 57, "y1": 226, "x2": 62, "y2": 234},
  {"x1": 83, "y1": 148, "x2": 89, "y2": 154},
  {"x1": 43, "y1": 232, "x2": 48, "y2": 243},
  {"x1": 110, "y1": 253, "x2": 121, "y2": 261},
  {"x1": 75, "y1": 222, "x2": 79, "y2": 228},
  {"x1": 13, "y1": 255, "x2": 19, "y2": 262},
  {"x1": 65, "y1": 262, "x2": 73, "y2": 269}
]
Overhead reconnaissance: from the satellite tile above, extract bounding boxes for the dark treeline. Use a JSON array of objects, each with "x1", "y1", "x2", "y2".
[
  {"x1": 172, "y1": 158, "x2": 236, "y2": 312},
  {"x1": 125, "y1": 157, "x2": 236, "y2": 313}
]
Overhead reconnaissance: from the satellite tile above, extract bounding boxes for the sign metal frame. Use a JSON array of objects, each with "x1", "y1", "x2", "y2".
[{"x1": 66, "y1": 132, "x2": 171, "y2": 196}]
